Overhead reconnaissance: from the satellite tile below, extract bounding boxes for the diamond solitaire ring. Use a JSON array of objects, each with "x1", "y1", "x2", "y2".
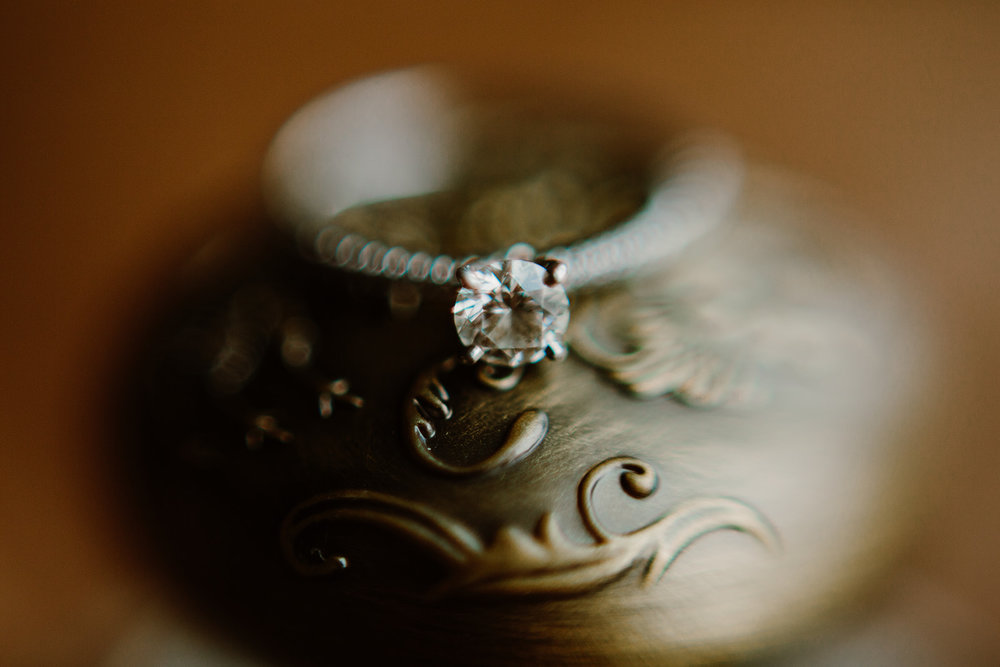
[{"x1": 263, "y1": 69, "x2": 745, "y2": 372}]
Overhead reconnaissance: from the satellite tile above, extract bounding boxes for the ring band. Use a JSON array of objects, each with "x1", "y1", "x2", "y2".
[
  {"x1": 309, "y1": 134, "x2": 742, "y2": 292},
  {"x1": 264, "y1": 69, "x2": 744, "y2": 369}
]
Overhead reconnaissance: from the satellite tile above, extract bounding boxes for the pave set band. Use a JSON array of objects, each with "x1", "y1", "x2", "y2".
[{"x1": 308, "y1": 134, "x2": 743, "y2": 293}]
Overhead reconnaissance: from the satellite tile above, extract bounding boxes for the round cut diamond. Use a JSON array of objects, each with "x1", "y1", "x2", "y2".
[{"x1": 452, "y1": 259, "x2": 570, "y2": 367}]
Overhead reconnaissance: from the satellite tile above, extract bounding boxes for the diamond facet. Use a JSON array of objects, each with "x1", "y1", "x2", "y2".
[{"x1": 452, "y1": 259, "x2": 570, "y2": 367}]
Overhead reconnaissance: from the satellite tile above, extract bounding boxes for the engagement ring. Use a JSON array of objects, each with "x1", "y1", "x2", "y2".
[{"x1": 264, "y1": 69, "x2": 744, "y2": 371}]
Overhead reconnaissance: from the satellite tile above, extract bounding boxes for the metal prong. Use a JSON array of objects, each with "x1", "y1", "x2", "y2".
[
  {"x1": 456, "y1": 263, "x2": 476, "y2": 288},
  {"x1": 505, "y1": 243, "x2": 536, "y2": 261},
  {"x1": 456, "y1": 262, "x2": 490, "y2": 290},
  {"x1": 542, "y1": 259, "x2": 568, "y2": 286},
  {"x1": 527, "y1": 349, "x2": 546, "y2": 364},
  {"x1": 461, "y1": 346, "x2": 485, "y2": 364},
  {"x1": 545, "y1": 339, "x2": 568, "y2": 361}
]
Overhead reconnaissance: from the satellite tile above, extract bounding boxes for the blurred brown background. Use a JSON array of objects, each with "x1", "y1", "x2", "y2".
[{"x1": 1, "y1": 2, "x2": 998, "y2": 663}]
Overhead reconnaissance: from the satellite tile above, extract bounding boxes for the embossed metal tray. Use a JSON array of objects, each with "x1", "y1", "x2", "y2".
[{"x1": 117, "y1": 73, "x2": 930, "y2": 665}]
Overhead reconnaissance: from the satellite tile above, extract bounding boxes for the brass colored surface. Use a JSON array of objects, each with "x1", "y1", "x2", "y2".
[{"x1": 119, "y1": 157, "x2": 926, "y2": 662}]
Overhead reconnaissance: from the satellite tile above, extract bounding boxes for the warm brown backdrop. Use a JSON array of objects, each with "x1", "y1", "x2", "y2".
[{"x1": 1, "y1": 2, "x2": 998, "y2": 663}]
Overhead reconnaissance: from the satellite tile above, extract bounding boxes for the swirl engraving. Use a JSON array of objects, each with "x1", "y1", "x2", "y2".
[
  {"x1": 281, "y1": 457, "x2": 779, "y2": 596},
  {"x1": 570, "y1": 295, "x2": 757, "y2": 407},
  {"x1": 405, "y1": 358, "x2": 548, "y2": 476},
  {"x1": 282, "y1": 490, "x2": 483, "y2": 577}
]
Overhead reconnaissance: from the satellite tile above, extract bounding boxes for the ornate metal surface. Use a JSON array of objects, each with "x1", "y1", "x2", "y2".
[
  {"x1": 119, "y1": 97, "x2": 929, "y2": 663},
  {"x1": 282, "y1": 456, "x2": 778, "y2": 596},
  {"x1": 405, "y1": 357, "x2": 548, "y2": 476}
]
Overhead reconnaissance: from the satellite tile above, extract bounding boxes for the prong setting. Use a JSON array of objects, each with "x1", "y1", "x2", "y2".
[
  {"x1": 545, "y1": 339, "x2": 568, "y2": 361},
  {"x1": 527, "y1": 349, "x2": 547, "y2": 364},
  {"x1": 456, "y1": 260, "x2": 492, "y2": 291},
  {"x1": 542, "y1": 259, "x2": 568, "y2": 287},
  {"x1": 504, "y1": 243, "x2": 536, "y2": 261},
  {"x1": 461, "y1": 345, "x2": 486, "y2": 365}
]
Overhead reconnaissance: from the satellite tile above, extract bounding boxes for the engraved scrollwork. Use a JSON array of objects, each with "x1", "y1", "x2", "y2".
[
  {"x1": 281, "y1": 457, "x2": 779, "y2": 596},
  {"x1": 569, "y1": 293, "x2": 759, "y2": 408},
  {"x1": 281, "y1": 490, "x2": 484, "y2": 577},
  {"x1": 404, "y1": 358, "x2": 548, "y2": 476},
  {"x1": 576, "y1": 457, "x2": 777, "y2": 587}
]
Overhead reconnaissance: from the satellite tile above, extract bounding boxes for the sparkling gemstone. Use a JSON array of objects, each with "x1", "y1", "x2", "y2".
[{"x1": 452, "y1": 259, "x2": 570, "y2": 367}]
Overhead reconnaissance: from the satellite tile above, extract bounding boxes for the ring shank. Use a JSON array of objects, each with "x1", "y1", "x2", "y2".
[{"x1": 264, "y1": 69, "x2": 744, "y2": 291}]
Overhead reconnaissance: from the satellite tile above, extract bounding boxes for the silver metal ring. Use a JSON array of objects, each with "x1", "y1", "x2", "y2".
[
  {"x1": 303, "y1": 134, "x2": 743, "y2": 292},
  {"x1": 263, "y1": 69, "x2": 744, "y2": 370}
]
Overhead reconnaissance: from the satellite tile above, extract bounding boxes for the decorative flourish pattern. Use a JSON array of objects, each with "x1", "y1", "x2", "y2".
[
  {"x1": 405, "y1": 358, "x2": 548, "y2": 476},
  {"x1": 570, "y1": 292, "x2": 759, "y2": 407},
  {"x1": 281, "y1": 457, "x2": 778, "y2": 596}
]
